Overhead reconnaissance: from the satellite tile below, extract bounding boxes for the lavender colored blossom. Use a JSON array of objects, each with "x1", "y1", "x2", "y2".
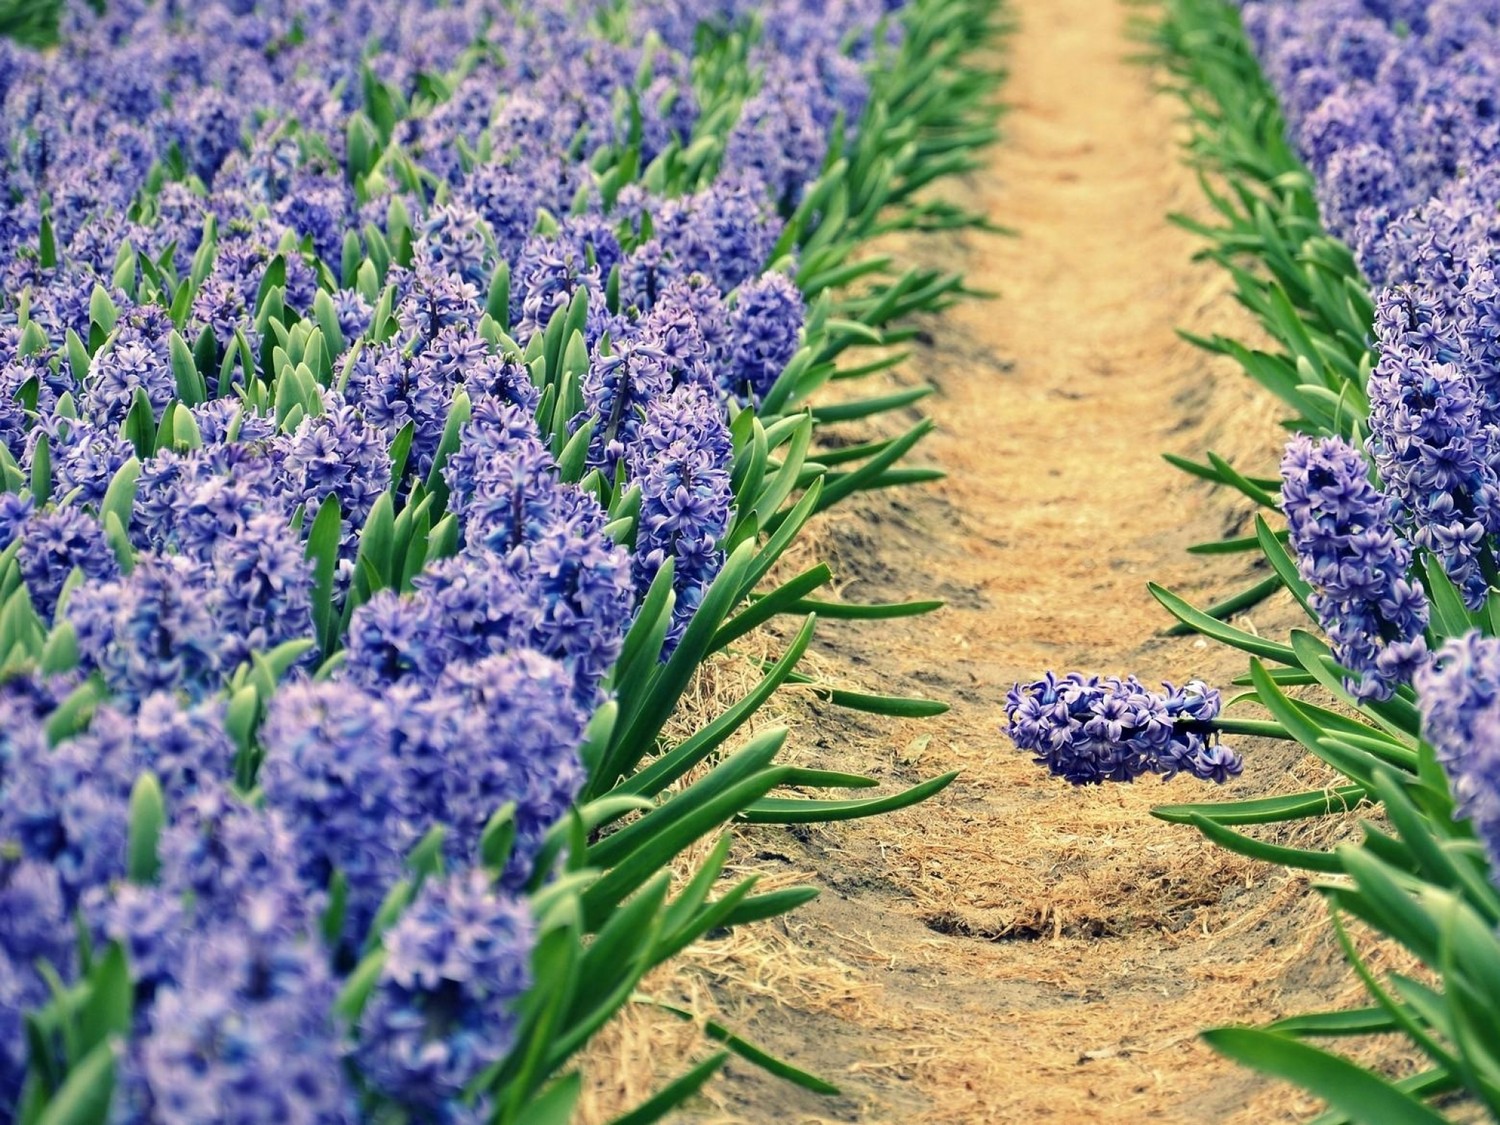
[
  {"x1": 17, "y1": 505, "x2": 119, "y2": 619},
  {"x1": 1282, "y1": 435, "x2": 1431, "y2": 700},
  {"x1": 344, "y1": 340, "x2": 452, "y2": 474},
  {"x1": 0, "y1": 697, "x2": 231, "y2": 972},
  {"x1": 331, "y1": 288, "x2": 374, "y2": 340},
  {"x1": 627, "y1": 385, "x2": 734, "y2": 649},
  {"x1": 154, "y1": 790, "x2": 313, "y2": 925},
  {"x1": 637, "y1": 294, "x2": 719, "y2": 393},
  {"x1": 40, "y1": 417, "x2": 134, "y2": 508},
  {"x1": 1367, "y1": 290, "x2": 1500, "y2": 609},
  {"x1": 442, "y1": 399, "x2": 548, "y2": 521},
  {"x1": 344, "y1": 591, "x2": 451, "y2": 686},
  {"x1": 656, "y1": 177, "x2": 784, "y2": 292},
  {"x1": 511, "y1": 234, "x2": 608, "y2": 342},
  {"x1": 87, "y1": 338, "x2": 174, "y2": 425},
  {"x1": 259, "y1": 680, "x2": 415, "y2": 941},
  {"x1": 0, "y1": 860, "x2": 74, "y2": 1109},
  {"x1": 133, "y1": 445, "x2": 286, "y2": 561},
  {"x1": 1005, "y1": 672, "x2": 1241, "y2": 785},
  {"x1": 68, "y1": 553, "x2": 225, "y2": 703},
  {"x1": 187, "y1": 400, "x2": 278, "y2": 446},
  {"x1": 0, "y1": 492, "x2": 34, "y2": 546},
  {"x1": 87, "y1": 883, "x2": 188, "y2": 995},
  {"x1": 727, "y1": 271, "x2": 804, "y2": 402},
  {"x1": 344, "y1": 558, "x2": 539, "y2": 688},
  {"x1": 726, "y1": 65, "x2": 831, "y2": 207},
  {"x1": 0, "y1": 351, "x2": 63, "y2": 427},
  {"x1": 1417, "y1": 633, "x2": 1500, "y2": 879},
  {"x1": 275, "y1": 173, "x2": 351, "y2": 265},
  {"x1": 617, "y1": 241, "x2": 686, "y2": 315},
  {"x1": 437, "y1": 650, "x2": 589, "y2": 880},
  {"x1": 577, "y1": 339, "x2": 673, "y2": 472},
  {"x1": 127, "y1": 922, "x2": 356, "y2": 1125},
  {"x1": 521, "y1": 515, "x2": 636, "y2": 700},
  {"x1": 277, "y1": 403, "x2": 390, "y2": 543},
  {"x1": 0, "y1": 705, "x2": 137, "y2": 902},
  {"x1": 420, "y1": 203, "x2": 495, "y2": 287},
  {"x1": 189, "y1": 274, "x2": 254, "y2": 349},
  {"x1": 396, "y1": 265, "x2": 484, "y2": 344},
  {"x1": 357, "y1": 870, "x2": 534, "y2": 1111},
  {"x1": 455, "y1": 436, "x2": 634, "y2": 699},
  {"x1": 169, "y1": 86, "x2": 245, "y2": 181},
  {"x1": 129, "y1": 694, "x2": 237, "y2": 801},
  {"x1": 463, "y1": 350, "x2": 540, "y2": 414},
  {"x1": 1243, "y1": 0, "x2": 1500, "y2": 286},
  {"x1": 210, "y1": 512, "x2": 315, "y2": 667},
  {"x1": 0, "y1": 860, "x2": 73, "y2": 979},
  {"x1": 459, "y1": 158, "x2": 576, "y2": 262}
]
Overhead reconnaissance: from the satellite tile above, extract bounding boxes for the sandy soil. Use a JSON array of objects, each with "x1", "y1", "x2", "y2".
[{"x1": 576, "y1": 1, "x2": 1422, "y2": 1121}]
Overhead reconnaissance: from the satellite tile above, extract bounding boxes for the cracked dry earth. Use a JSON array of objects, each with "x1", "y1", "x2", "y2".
[{"x1": 579, "y1": 1, "x2": 1407, "y2": 1122}]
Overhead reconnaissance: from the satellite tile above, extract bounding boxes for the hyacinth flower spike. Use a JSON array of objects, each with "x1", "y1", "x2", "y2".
[
  {"x1": 1004, "y1": 672, "x2": 1243, "y2": 786},
  {"x1": 1281, "y1": 434, "x2": 1431, "y2": 702}
]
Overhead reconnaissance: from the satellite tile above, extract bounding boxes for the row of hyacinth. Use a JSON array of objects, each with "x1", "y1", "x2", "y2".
[
  {"x1": 1226, "y1": 0, "x2": 1500, "y2": 860},
  {"x1": 0, "y1": 0, "x2": 914, "y2": 1118},
  {"x1": 1234, "y1": 0, "x2": 1500, "y2": 673},
  {"x1": 1138, "y1": 4, "x2": 1500, "y2": 1114}
]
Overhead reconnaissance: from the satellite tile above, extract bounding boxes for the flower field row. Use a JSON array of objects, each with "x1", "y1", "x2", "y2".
[
  {"x1": 1004, "y1": 0, "x2": 1500, "y2": 1119},
  {"x1": 0, "y1": 2, "x2": 1001, "y2": 1121}
]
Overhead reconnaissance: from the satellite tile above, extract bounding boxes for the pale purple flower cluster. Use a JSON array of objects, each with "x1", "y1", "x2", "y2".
[
  {"x1": 1242, "y1": 1, "x2": 1500, "y2": 283},
  {"x1": 628, "y1": 385, "x2": 736, "y2": 648},
  {"x1": 258, "y1": 681, "x2": 425, "y2": 939},
  {"x1": 0, "y1": 694, "x2": 231, "y2": 907},
  {"x1": 1368, "y1": 290, "x2": 1500, "y2": 607},
  {"x1": 357, "y1": 870, "x2": 534, "y2": 1113},
  {"x1": 12, "y1": 504, "x2": 118, "y2": 619},
  {"x1": 65, "y1": 548, "x2": 311, "y2": 705},
  {"x1": 124, "y1": 923, "x2": 353, "y2": 1125},
  {"x1": 1282, "y1": 435, "x2": 1431, "y2": 700},
  {"x1": 655, "y1": 178, "x2": 788, "y2": 293},
  {"x1": 131, "y1": 440, "x2": 279, "y2": 560},
  {"x1": 0, "y1": 676, "x2": 98, "y2": 1098},
  {"x1": 444, "y1": 412, "x2": 636, "y2": 702},
  {"x1": 104, "y1": 792, "x2": 356, "y2": 1125},
  {"x1": 728, "y1": 272, "x2": 807, "y2": 402},
  {"x1": 0, "y1": 684, "x2": 357, "y2": 1122},
  {"x1": 1005, "y1": 673, "x2": 1241, "y2": 786},
  {"x1": 1417, "y1": 632, "x2": 1500, "y2": 877},
  {"x1": 264, "y1": 652, "x2": 586, "y2": 925},
  {"x1": 278, "y1": 405, "x2": 393, "y2": 540},
  {"x1": 728, "y1": 66, "x2": 832, "y2": 208},
  {"x1": 0, "y1": 859, "x2": 74, "y2": 1100},
  {"x1": 42, "y1": 417, "x2": 134, "y2": 508}
]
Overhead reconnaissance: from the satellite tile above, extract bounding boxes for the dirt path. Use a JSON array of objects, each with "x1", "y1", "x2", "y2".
[
  {"x1": 649, "y1": 1, "x2": 1377, "y2": 1121},
  {"x1": 577, "y1": 1, "x2": 1390, "y2": 1121}
]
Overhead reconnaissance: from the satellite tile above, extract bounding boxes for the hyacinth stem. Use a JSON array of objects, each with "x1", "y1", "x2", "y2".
[
  {"x1": 1480, "y1": 551, "x2": 1500, "y2": 596},
  {"x1": 1200, "y1": 717, "x2": 1286, "y2": 740}
]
